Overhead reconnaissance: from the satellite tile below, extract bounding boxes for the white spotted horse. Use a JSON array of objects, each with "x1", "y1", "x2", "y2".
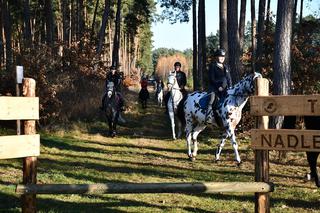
[
  {"x1": 167, "y1": 73, "x2": 184, "y2": 140},
  {"x1": 102, "y1": 81, "x2": 121, "y2": 137},
  {"x1": 180, "y1": 72, "x2": 262, "y2": 164}
]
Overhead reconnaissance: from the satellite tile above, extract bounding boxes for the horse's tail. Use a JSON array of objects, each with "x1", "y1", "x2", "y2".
[{"x1": 177, "y1": 94, "x2": 188, "y2": 126}]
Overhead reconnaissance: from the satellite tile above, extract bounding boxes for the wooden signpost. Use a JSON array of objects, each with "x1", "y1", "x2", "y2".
[
  {"x1": 250, "y1": 84, "x2": 320, "y2": 213},
  {"x1": 250, "y1": 95, "x2": 320, "y2": 116},
  {"x1": 0, "y1": 78, "x2": 39, "y2": 213},
  {"x1": 251, "y1": 129, "x2": 320, "y2": 151}
]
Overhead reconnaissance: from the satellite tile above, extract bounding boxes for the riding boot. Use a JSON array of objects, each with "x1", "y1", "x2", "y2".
[
  {"x1": 100, "y1": 94, "x2": 106, "y2": 110},
  {"x1": 205, "y1": 92, "x2": 216, "y2": 124},
  {"x1": 204, "y1": 106, "x2": 212, "y2": 124}
]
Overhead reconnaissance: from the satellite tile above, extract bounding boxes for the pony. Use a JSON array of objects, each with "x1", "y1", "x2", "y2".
[
  {"x1": 102, "y1": 81, "x2": 121, "y2": 137},
  {"x1": 167, "y1": 73, "x2": 184, "y2": 140},
  {"x1": 155, "y1": 82, "x2": 164, "y2": 107},
  {"x1": 181, "y1": 72, "x2": 262, "y2": 164},
  {"x1": 139, "y1": 87, "x2": 149, "y2": 109}
]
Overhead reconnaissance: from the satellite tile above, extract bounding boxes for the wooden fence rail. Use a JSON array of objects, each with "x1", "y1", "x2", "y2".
[{"x1": 16, "y1": 182, "x2": 274, "y2": 195}]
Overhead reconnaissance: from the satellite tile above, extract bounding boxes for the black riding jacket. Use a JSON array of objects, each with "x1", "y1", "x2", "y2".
[
  {"x1": 106, "y1": 72, "x2": 122, "y2": 91},
  {"x1": 208, "y1": 62, "x2": 232, "y2": 92},
  {"x1": 175, "y1": 70, "x2": 187, "y2": 89}
]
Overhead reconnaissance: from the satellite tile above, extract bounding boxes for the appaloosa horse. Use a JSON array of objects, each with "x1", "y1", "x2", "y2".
[
  {"x1": 181, "y1": 72, "x2": 262, "y2": 164},
  {"x1": 167, "y1": 73, "x2": 184, "y2": 140},
  {"x1": 103, "y1": 81, "x2": 121, "y2": 137}
]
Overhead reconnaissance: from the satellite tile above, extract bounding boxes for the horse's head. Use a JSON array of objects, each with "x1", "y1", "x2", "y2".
[
  {"x1": 167, "y1": 73, "x2": 179, "y2": 91},
  {"x1": 231, "y1": 72, "x2": 262, "y2": 96},
  {"x1": 106, "y1": 81, "x2": 115, "y2": 98}
]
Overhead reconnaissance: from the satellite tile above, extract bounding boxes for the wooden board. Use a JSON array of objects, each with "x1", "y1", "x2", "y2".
[
  {"x1": 250, "y1": 95, "x2": 320, "y2": 116},
  {"x1": 0, "y1": 134, "x2": 40, "y2": 159},
  {"x1": 251, "y1": 129, "x2": 320, "y2": 151},
  {"x1": 0, "y1": 97, "x2": 39, "y2": 120}
]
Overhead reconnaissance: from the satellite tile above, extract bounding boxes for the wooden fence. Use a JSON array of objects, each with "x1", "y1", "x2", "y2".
[
  {"x1": 0, "y1": 78, "x2": 39, "y2": 212},
  {"x1": 1, "y1": 78, "x2": 277, "y2": 213}
]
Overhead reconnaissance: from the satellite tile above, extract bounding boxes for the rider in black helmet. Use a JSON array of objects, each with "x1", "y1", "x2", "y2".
[
  {"x1": 100, "y1": 65, "x2": 124, "y2": 111},
  {"x1": 205, "y1": 49, "x2": 232, "y2": 124},
  {"x1": 164, "y1": 61, "x2": 187, "y2": 113}
]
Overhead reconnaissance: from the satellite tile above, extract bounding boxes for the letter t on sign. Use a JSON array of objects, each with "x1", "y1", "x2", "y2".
[{"x1": 308, "y1": 99, "x2": 317, "y2": 113}]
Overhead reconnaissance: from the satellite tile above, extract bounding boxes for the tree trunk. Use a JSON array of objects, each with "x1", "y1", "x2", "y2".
[
  {"x1": 239, "y1": 0, "x2": 246, "y2": 55},
  {"x1": 299, "y1": 0, "x2": 303, "y2": 24},
  {"x1": 71, "y1": 1, "x2": 76, "y2": 43},
  {"x1": 256, "y1": 0, "x2": 266, "y2": 72},
  {"x1": 90, "y1": 0, "x2": 99, "y2": 40},
  {"x1": 251, "y1": 0, "x2": 257, "y2": 73},
  {"x1": 272, "y1": 0, "x2": 295, "y2": 128},
  {"x1": 219, "y1": 0, "x2": 228, "y2": 52},
  {"x1": 0, "y1": 0, "x2": 4, "y2": 66},
  {"x1": 265, "y1": 0, "x2": 271, "y2": 34},
  {"x1": 227, "y1": 0, "x2": 241, "y2": 82},
  {"x1": 44, "y1": 0, "x2": 54, "y2": 45},
  {"x1": 23, "y1": 0, "x2": 32, "y2": 47},
  {"x1": 78, "y1": 0, "x2": 85, "y2": 48},
  {"x1": 97, "y1": 0, "x2": 111, "y2": 55},
  {"x1": 192, "y1": 0, "x2": 198, "y2": 90},
  {"x1": 61, "y1": 0, "x2": 70, "y2": 44},
  {"x1": 2, "y1": 0, "x2": 12, "y2": 72},
  {"x1": 111, "y1": 0, "x2": 121, "y2": 68},
  {"x1": 197, "y1": 0, "x2": 205, "y2": 89}
]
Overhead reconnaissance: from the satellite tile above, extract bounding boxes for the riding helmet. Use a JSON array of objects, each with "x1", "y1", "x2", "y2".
[
  {"x1": 214, "y1": 49, "x2": 226, "y2": 57},
  {"x1": 174, "y1": 62, "x2": 181, "y2": 67}
]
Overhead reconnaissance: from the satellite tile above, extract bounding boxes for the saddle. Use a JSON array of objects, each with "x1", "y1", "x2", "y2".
[
  {"x1": 199, "y1": 94, "x2": 224, "y2": 128},
  {"x1": 199, "y1": 94, "x2": 225, "y2": 110}
]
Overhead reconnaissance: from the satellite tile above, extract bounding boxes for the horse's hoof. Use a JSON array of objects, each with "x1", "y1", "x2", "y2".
[
  {"x1": 235, "y1": 161, "x2": 242, "y2": 168},
  {"x1": 215, "y1": 159, "x2": 221, "y2": 164},
  {"x1": 188, "y1": 156, "x2": 195, "y2": 161}
]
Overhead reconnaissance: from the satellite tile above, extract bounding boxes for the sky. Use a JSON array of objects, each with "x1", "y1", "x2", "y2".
[{"x1": 151, "y1": 0, "x2": 320, "y2": 51}]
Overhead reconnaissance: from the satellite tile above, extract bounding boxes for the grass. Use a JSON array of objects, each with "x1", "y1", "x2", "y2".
[{"x1": 0, "y1": 87, "x2": 319, "y2": 212}]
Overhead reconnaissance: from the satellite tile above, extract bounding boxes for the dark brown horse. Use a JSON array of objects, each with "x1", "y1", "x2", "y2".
[{"x1": 139, "y1": 88, "x2": 149, "y2": 109}]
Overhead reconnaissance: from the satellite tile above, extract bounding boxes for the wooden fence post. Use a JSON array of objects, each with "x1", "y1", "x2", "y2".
[
  {"x1": 254, "y1": 78, "x2": 270, "y2": 213},
  {"x1": 21, "y1": 78, "x2": 37, "y2": 213}
]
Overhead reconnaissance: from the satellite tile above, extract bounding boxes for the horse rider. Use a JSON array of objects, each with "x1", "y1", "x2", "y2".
[
  {"x1": 100, "y1": 65, "x2": 125, "y2": 111},
  {"x1": 156, "y1": 79, "x2": 164, "y2": 97},
  {"x1": 164, "y1": 61, "x2": 187, "y2": 113},
  {"x1": 205, "y1": 48, "x2": 232, "y2": 124},
  {"x1": 139, "y1": 76, "x2": 150, "y2": 102},
  {"x1": 140, "y1": 76, "x2": 148, "y2": 90}
]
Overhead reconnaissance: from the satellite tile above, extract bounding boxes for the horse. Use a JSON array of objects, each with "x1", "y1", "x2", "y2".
[
  {"x1": 102, "y1": 81, "x2": 121, "y2": 137},
  {"x1": 181, "y1": 72, "x2": 262, "y2": 164},
  {"x1": 167, "y1": 73, "x2": 184, "y2": 140},
  {"x1": 155, "y1": 82, "x2": 164, "y2": 107},
  {"x1": 139, "y1": 87, "x2": 149, "y2": 108}
]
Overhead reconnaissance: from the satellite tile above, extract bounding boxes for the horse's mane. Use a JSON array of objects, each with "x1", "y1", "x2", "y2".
[{"x1": 227, "y1": 72, "x2": 261, "y2": 96}]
